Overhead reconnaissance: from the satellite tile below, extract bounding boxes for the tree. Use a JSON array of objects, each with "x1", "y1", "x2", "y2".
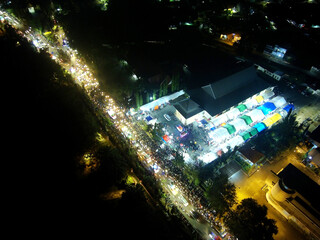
[
  {"x1": 224, "y1": 198, "x2": 278, "y2": 240},
  {"x1": 276, "y1": 108, "x2": 302, "y2": 148},
  {"x1": 171, "y1": 71, "x2": 180, "y2": 92},
  {"x1": 205, "y1": 174, "x2": 237, "y2": 218},
  {"x1": 183, "y1": 163, "x2": 200, "y2": 186},
  {"x1": 172, "y1": 151, "x2": 185, "y2": 169},
  {"x1": 135, "y1": 92, "x2": 141, "y2": 108}
]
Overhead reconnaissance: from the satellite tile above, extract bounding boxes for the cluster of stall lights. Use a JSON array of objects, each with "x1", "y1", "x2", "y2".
[{"x1": 1, "y1": 9, "x2": 227, "y2": 238}]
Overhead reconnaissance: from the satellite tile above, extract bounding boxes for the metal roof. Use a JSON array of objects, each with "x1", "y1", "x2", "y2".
[{"x1": 184, "y1": 66, "x2": 270, "y2": 117}]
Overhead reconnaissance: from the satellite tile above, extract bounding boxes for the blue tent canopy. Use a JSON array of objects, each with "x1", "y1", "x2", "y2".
[
  {"x1": 257, "y1": 102, "x2": 276, "y2": 115},
  {"x1": 253, "y1": 122, "x2": 267, "y2": 132},
  {"x1": 201, "y1": 119, "x2": 208, "y2": 125},
  {"x1": 283, "y1": 104, "x2": 295, "y2": 113},
  {"x1": 146, "y1": 116, "x2": 153, "y2": 122}
]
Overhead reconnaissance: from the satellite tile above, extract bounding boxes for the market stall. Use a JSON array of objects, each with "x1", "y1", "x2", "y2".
[
  {"x1": 240, "y1": 131, "x2": 251, "y2": 141},
  {"x1": 209, "y1": 127, "x2": 230, "y2": 143},
  {"x1": 258, "y1": 102, "x2": 276, "y2": 115},
  {"x1": 211, "y1": 113, "x2": 228, "y2": 127},
  {"x1": 229, "y1": 118, "x2": 248, "y2": 132},
  {"x1": 236, "y1": 104, "x2": 247, "y2": 112},
  {"x1": 224, "y1": 124, "x2": 237, "y2": 134},
  {"x1": 260, "y1": 89, "x2": 275, "y2": 100},
  {"x1": 254, "y1": 95, "x2": 264, "y2": 104},
  {"x1": 244, "y1": 98, "x2": 258, "y2": 109},
  {"x1": 247, "y1": 127, "x2": 258, "y2": 137},
  {"x1": 239, "y1": 115, "x2": 253, "y2": 125},
  {"x1": 262, "y1": 113, "x2": 282, "y2": 127},
  {"x1": 270, "y1": 96, "x2": 286, "y2": 108},
  {"x1": 226, "y1": 108, "x2": 241, "y2": 120},
  {"x1": 253, "y1": 122, "x2": 267, "y2": 132},
  {"x1": 269, "y1": 113, "x2": 282, "y2": 124},
  {"x1": 246, "y1": 109, "x2": 265, "y2": 122},
  {"x1": 227, "y1": 135, "x2": 245, "y2": 150},
  {"x1": 283, "y1": 104, "x2": 295, "y2": 113}
]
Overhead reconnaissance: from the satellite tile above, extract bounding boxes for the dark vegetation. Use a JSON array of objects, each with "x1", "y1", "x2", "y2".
[
  {"x1": 224, "y1": 198, "x2": 278, "y2": 240},
  {"x1": 1, "y1": 25, "x2": 192, "y2": 239},
  {"x1": 3, "y1": 1, "x2": 309, "y2": 238}
]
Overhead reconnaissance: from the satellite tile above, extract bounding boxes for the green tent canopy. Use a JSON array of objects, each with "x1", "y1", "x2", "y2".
[
  {"x1": 236, "y1": 104, "x2": 247, "y2": 112},
  {"x1": 247, "y1": 127, "x2": 258, "y2": 137},
  {"x1": 223, "y1": 124, "x2": 236, "y2": 134},
  {"x1": 240, "y1": 131, "x2": 251, "y2": 141},
  {"x1": 240, "y1": 115, "x2": 253, "y2": 125}
]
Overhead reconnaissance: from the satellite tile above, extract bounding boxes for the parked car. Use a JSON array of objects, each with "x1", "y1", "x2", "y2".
[{"x1": 164, "y1": 114, "x2": 171, "y2": 121}]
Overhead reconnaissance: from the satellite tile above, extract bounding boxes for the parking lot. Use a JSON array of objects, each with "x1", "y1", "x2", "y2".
[{"x1": 142, "y1": 104, "x2": 211, "y2": 164}]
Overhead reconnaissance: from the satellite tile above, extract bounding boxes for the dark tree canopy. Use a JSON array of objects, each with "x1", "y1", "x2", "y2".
[
  {"x1": 225, "y1": 198, "x2": 278, "y2": 240},
  {"x1": 205, "y1": 174, "x2": 237, "y2": 217}
]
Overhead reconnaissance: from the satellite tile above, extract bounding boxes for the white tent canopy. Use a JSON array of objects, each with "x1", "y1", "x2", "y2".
[
  {"x1": 226, "y1": 108, "x2": 241, "y2": 120},
  {"x1": 229, "y1": 118, "x2": 248, "y2": 132},
  {"x1": 209, "y1": 127, "x2": 230, "y2": 143},
  {"x1": 140, "y1": 90, "x2": 185, "y2": 111},
  {"x1": 261, "y1": 89, "x2": 275, "y2": 100},
  {"x1": 246, "y1": 109, "x2": 265, "y2": 122},
  {"x1": 244, "y1": 98, "x2": 258, "y2": 109},
  {"x1": 200, "y1": 152, "x2": 218, "y2": 163},
  {"x1": 211, "y1": 113, "x2": 228, "y2": 127},
  {"x1": 226, "y1": 135, "x2": 245, "y2": 150},
  {"x1": 219, "y1": 142, "x2": 229, "y2": 153},
  {"x1": 270, "y1": 96, "x2": 287, "y2": 108}
]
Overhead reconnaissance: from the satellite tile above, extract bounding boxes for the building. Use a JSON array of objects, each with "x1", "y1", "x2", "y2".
[
  {"x1": 269, "y1": 163, "x2": 320, "y2": 237},
  {"x1": 173, "y1": 66, "x2": 272, "y2": 125},
  {"x1": 238, "y1": 145, "x2": 265, "y2": 165}
]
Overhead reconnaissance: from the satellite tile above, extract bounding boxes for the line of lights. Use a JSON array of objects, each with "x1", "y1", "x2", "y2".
[{"x1": 1, "y1": 9, "x2": 225, "y2": 239}]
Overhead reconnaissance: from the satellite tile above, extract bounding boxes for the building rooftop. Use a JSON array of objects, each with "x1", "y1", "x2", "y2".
[
  {"x1": 309, "y1": 125, "x2": 320, "y2": 147},
  {"x1": 238, "y1": 145, "x2": 265, "y2": 164},
  {"x1": 277, "y1": 163, "x2": 320, "y2": 213},
  {"x1": 173, "y1": 98, "x2": 203, "y2": 119},
  {"x1": 185, "y1": 66, "x2": 270, "y2": 117}
]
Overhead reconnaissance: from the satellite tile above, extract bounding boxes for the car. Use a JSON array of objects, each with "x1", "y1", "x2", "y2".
[
  {"x1": 176, "y1": 125, "x2": 183, "y2": 132},
  {"x1": 164, "y1": 114, "x2": 171, "y2": 121}
]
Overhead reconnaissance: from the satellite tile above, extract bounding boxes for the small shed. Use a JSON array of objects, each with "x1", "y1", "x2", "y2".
[{"x1": 238, "y1": 145, "x2": 265, "y2": 165}]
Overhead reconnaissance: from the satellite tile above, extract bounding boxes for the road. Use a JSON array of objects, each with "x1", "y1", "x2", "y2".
[{"x1": 0, "y1": 9, "x2": 221, "y2": 240}]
